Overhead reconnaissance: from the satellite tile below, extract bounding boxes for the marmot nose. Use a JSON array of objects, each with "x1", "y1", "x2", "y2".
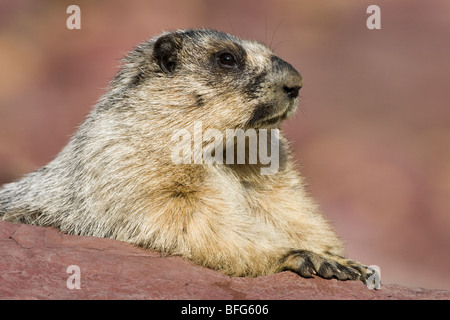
[
  {"x1": 283, "y1": 85, "x2": 301, "y2": 99},
  {"x1": 271, "y1": 55, "x2": 302, "y2": 100}
]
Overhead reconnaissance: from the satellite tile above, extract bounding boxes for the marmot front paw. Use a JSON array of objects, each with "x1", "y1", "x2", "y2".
[{"x1": 282, "y1": 250, "x2": 377, "y2": 285}]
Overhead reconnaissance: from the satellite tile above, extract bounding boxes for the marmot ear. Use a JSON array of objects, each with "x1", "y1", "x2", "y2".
[{"x1": 153, "y1": 33, "x2": 182, "y2": 74}]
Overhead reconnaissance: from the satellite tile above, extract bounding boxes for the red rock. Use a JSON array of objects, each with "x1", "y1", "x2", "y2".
[{"x1": 0, "y1": 220, "x2": 448, "y2": 300}]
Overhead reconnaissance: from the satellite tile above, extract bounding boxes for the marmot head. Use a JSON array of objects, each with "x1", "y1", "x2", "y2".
[{"x1": 107, "y1": 29, "x2": 302, "y2": 131}]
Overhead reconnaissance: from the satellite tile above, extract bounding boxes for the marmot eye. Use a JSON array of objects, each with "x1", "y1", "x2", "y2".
[{"x1": 218, "y1": 52, "x2": 237, "y2": 68}]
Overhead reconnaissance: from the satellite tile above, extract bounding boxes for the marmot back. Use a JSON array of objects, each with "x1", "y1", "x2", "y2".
[{"x1": 0, "y1": 29, "x2": 374, "y2": 284}]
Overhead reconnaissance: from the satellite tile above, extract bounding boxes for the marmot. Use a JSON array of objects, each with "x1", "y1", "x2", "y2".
[{"x1": 0, "y1": 29, "x2": 372, "y2": 284}]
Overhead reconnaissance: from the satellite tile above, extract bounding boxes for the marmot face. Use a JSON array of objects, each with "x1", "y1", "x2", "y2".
[{"x1": 116, "y1": 29, "x2": 303, "y2": 131}]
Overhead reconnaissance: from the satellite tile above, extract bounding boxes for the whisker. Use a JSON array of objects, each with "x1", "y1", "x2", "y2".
[
  {"x1": 272, "y1": 40, "x2": 290, "y2": 53},
  {"x1": 264, "y1": 13, "x2": 268, "y2": 46},
  {"x1": 227, "y1": 15, "x2": 235, "y2": 35},
  {"x1": 270, "y1": 20, "x2": 284, "y2": 50}
]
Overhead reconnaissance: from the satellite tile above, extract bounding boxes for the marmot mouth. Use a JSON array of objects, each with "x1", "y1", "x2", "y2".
[
  {"x1": 258, "y1": 111, "x2": 289, "y2": 126},
  {"x1": 247, "y1": 103, "x2": 293, "y2": 128}
]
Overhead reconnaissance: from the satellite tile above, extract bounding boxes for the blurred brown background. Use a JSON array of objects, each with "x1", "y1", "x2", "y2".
[{"x1": 0, "y1": 0, "x2": 449, "y2": 290}]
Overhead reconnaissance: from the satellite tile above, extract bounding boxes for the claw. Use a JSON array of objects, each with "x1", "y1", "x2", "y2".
[{"x1": 282, "y1": 249, "x2": 374, "y2": 285}]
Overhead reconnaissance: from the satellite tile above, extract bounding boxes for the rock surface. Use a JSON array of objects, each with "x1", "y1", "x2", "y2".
[{"x1": 0, "y1": 220, "x2": 448, "y2": 300}]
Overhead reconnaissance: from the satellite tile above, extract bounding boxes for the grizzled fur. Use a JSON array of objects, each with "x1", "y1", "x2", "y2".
[{"x1": 0, "y1": 29, "x2": 371, "y2": 283}]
